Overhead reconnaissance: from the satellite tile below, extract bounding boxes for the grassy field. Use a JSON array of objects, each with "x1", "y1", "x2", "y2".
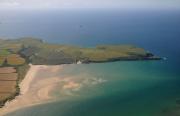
[
  {"x1": 0, "y1": 49, "x2": 10, "y2": 66},
  {"x1": 25, "y1": 44, "x2": 153, "y2": 64},
  {"x1": 0, "y1": 49, "x2": 25, "y2": 66},
  {"x1": 7, "y1": 54, "x2": 25, "y2": 66},
  {"x1": 1, "y1": 37, "x2": 160, "y2": 65},
  {"x1": 0, "y1": 56, "x2": 5, "y2": 66}
]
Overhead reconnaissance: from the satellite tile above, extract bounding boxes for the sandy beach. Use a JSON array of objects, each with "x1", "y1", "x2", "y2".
[
  {"x1": 0, "y1": 65, "x2": 64, "y2": 116},
  {"x1": 0, "y1": 64, "x2": 107, "y2": 116}
]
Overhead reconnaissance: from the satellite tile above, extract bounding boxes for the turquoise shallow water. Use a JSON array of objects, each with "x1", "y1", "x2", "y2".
[
  {"x1": 6, "y1": 60, "x2": 180, "y2": 116},
  {"x1": 1, "y1": 10, "x2": 180, "y2": 116}
]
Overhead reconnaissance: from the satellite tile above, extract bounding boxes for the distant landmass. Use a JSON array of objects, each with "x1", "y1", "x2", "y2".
[{"x1": 0, "y1": 37, "x2": 161, "y2": 108}]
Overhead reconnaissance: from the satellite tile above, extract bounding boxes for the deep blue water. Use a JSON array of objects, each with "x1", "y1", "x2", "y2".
[
  {"x1": 1, "y1": 10, "x2": 180, "y2": 116},
  {"x1": 0, "y1": 9, "x2": 179, "y2": 71},
  {"x1": 0, "y1": 10, "x2": 180, "y2": 60}
]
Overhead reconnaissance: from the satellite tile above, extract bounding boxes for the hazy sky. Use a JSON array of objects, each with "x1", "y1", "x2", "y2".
[{"x1": 0, "y1": 0, "x2": 179, "y2": 10}]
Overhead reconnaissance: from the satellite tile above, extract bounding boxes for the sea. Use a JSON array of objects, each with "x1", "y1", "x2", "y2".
[{"x1": 0, "y1": 9, "x2": 180, "y2": 116}]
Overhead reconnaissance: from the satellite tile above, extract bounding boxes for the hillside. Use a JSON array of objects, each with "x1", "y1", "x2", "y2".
[{"x1": 1, "y1": 38, "x2": 161, "y2": 65}]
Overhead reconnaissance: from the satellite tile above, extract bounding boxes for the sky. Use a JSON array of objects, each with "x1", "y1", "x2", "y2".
[{"x1": 0, "y1": 0, "x2": 179, "y2": 10}]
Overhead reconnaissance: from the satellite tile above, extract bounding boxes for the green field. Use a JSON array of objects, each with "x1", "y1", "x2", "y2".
[
  {"x1": 7, "y1": 54, "x2": 25, "y2": 66},
  {"x1": 0, "y1": 37, "x2": 160, "y2": 65},
  {"x1": 0, "y1": 49, "x2": 25, "y2": 66}
]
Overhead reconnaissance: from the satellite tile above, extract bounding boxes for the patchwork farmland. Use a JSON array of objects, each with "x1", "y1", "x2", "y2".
[
  {"x1": 0, "y1": 39, "x2": 29, "y2": 107},
  {"x1": 0, "y1": 67, "x2": 18, "y2": 107}
]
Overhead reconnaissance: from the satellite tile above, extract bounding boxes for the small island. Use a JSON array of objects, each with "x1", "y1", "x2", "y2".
[{"x1": 0, "y1": 37, "x2": 161, "y2": 108}]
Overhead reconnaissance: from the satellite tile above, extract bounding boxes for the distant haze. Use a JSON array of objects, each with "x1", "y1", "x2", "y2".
[{"x1": 0, "y1": 0, "x2": 179, "y2": 10}]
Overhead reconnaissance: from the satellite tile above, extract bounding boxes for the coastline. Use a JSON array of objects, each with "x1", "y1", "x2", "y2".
[{"x1": 0, "y1": 65, "x2": 63, "y2": 116}]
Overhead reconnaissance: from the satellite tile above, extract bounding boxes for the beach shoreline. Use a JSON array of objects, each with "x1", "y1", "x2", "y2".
[{"x1": 0, "y1": 65, "x2": 64, "y2": 116}]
